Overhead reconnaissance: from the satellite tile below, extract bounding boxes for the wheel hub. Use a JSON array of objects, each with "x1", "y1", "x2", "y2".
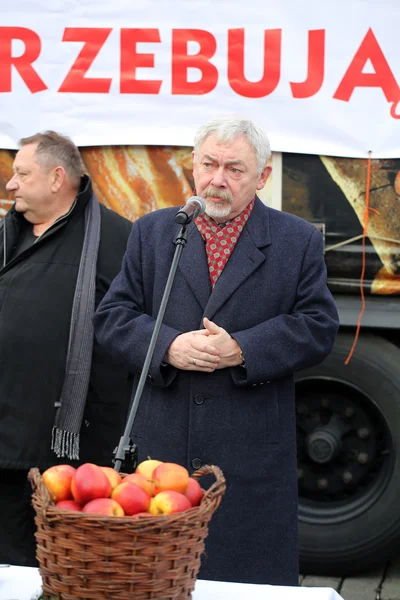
[
  {"x1": 296, "y1": 388, "x2": 385, "y2": 503},
  {"x1": 307, "y1": 429, "x2": 340, "y2": 463}
]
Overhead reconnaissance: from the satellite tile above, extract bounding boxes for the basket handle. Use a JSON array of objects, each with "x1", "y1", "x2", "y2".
[
  {"x1": 28, "y1": 467, "x2": 55, "y2": 518},
  {"x1": 191, "y1": 464, "x2": 226, "y2": 503}
]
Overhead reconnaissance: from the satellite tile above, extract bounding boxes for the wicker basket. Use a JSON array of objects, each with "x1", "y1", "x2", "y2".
[{"x1": 28, "y1": 464, "x2": 226, "y2": 600}]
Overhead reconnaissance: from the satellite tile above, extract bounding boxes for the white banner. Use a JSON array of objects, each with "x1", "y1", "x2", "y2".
[{"x1": 2, "y1": 0, "x2": 400, "y2": 157}]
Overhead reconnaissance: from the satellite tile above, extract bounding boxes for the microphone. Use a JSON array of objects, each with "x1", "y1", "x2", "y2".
[{"x1": 174, "y1": 196, "x2": 206, "y2": 225}]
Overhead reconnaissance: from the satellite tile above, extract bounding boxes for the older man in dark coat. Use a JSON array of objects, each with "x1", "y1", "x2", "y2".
[{"x1": 93, "y1": 116, "x2": 339, "y2": 586}]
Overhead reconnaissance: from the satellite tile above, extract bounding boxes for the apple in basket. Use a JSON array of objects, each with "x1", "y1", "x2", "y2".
[
  {"x1": 124, "y1": 472, "x2": 155, "y2": 496},
  {"x1": 111, "y1": 481, "x2": 151, "y2": 515},
  {"x1": 100, "y1": 466, "x2": 122, "y2": 490},
  {"x1": 152, "y1": 462, "x2": 189, "y2": 494},
  {"x1": 41, "y1": 464, "x2": 76, "y2": 502},
  {"x1": 82, "y1": 498, "x2": 125, "y2": 516},
  {"x1": 71, "y1": 463, "x2": 112, "y2": 505},
  {"x1": 184, "y1": 477, "x2": 204, "y2": 507},
  {"x1": 149, "y1": 490, "x2": 192, "y2": 515},
  {"x1": 135, "y1": 458, "x2": 163, "y2": 479},
  {"x1": 56, "y1": 499, "x2": 82, "y2": 511}
]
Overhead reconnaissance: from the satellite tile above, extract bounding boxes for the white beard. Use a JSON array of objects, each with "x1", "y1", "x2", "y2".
[{"x1": 205, "y1": 199, "x2": 232, "y2": 220}]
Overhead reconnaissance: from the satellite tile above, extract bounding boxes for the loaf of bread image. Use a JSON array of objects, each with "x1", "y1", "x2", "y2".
[
  {"x1": 320, "y1": 156, "x2": 400, "y2": 277},
  {"x1": 371, "y1": 266, "x2": 400, "y2": 295},
  {"x1": 80, "y1": 146, "x2": 193, "y2": 222}
]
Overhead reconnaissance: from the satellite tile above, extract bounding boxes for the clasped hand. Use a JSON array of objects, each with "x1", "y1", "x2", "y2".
[{"x1": 165, "y1": 317, "x2": 242, "y2": 372}]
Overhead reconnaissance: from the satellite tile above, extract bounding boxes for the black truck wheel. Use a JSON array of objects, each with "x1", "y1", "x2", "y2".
[{"x1": 295, "y1": 331, "x2": 400, "y2": 575}]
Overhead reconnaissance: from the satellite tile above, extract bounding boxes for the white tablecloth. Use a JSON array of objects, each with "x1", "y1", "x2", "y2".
[{"x1": 0, "y1": 566, "x2": 344, "y2": 600}]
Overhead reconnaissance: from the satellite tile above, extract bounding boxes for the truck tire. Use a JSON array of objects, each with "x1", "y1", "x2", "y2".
[{"x1": 295, "y1": 331, "x2": 400, "y2": 575}]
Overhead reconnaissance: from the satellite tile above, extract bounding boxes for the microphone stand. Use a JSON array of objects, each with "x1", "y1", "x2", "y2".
[{"x1": 113, "y1": 224, "x2": 189, "y2": 473}]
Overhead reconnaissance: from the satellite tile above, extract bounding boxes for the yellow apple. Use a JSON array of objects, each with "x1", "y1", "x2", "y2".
[
  {"x1": 124, "y1": 472, "x2": 155, "y2": 497},
  {"x1": 100, "y1": 466, "x2": 122, "y2": 490},
  {"x1": 135, "y1": 459, "x2": 163, "y2": 480},
  {"x1": 42, "y1": 464, "x2": 76, "y2": 502},
  {"x1": 152, "y1": 462, "x2": 189, "y2": 495}
]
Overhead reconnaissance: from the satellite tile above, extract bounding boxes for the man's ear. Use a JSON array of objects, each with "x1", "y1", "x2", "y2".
[
  {"x1": 256, "y1": 165, "x2": 272, "y2": 191},
  {"x1": 51, "y1": 166, "x2": 66, "y2": 192}
]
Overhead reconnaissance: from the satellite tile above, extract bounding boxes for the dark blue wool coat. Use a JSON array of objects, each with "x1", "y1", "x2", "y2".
[{"x1": 93, "y1": 197, "x2": 339, "y2": 585}]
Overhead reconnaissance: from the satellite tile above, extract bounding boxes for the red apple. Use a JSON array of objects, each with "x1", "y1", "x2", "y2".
[
  {"x1": 152, "y1": 462, "x2": 189, "y2": 495},
  {"x1": 124, "y1": 472, "x2": 155, "y2": 497},
  {"x1": 71, "y1": 463, "x2": 112, "y2": 505},
  {"x1": 111, "y1": 481, "x2": 151, "y2": 516},
  {"x1": 42, "y1": 464, "x2": 76, "y2": 502},
  {"x1": 149, "y1": 491, "x2": 192, "y2": 515},
  {"x1": 135, "y1": 459, "x2": 163, "y2": 480},
  {"x1": 184, "y1": 477, "x2": 204, "y2": 507},
  {"x1": 56, "y1": 499, "x2": 82, "y2": 511},
  {"x1": 82, "y1": 498, "x2": 125, "y2": 516},
  {"x1": 100, "y1": 466, "x2": 122, "y2": 490}
]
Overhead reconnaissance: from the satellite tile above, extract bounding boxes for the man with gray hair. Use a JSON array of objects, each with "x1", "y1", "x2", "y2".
[
  {"x1": 0, "y1": 131, "x2": 132, "y2": 566},
  {"x1": 94, "y1": 115, "x2": 339, "y2": 585}
]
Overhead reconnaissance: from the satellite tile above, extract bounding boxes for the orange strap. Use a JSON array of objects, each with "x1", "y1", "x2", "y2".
[{"x1": 345, "y1": 152, "x2": 372, "y2": 365}]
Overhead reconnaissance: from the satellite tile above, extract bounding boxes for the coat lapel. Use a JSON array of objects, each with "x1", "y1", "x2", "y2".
[
  {"x1": 203, "y1": 198, "x2": 272, "y2": 320},
  {"x1": 176, "y1": 199, "x2": 273, "y2": 320},
  {"x1": 178, "y1": 220, "x2": 211, "y2": 311}
]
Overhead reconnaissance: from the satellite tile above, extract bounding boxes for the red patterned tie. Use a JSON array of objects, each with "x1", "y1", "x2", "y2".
[{"x1": 195, "y1": 199, "x2": 255, "y2": 288}]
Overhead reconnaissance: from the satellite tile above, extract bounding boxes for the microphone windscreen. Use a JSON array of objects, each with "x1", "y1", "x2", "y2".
[{"x1": 191, "y1": 196, "x2": 206, "y2": 215}]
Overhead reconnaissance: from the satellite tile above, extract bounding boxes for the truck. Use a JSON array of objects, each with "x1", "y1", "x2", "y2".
[{"x1": 1, "y1": 144, "x2": 399, "y2": 576}]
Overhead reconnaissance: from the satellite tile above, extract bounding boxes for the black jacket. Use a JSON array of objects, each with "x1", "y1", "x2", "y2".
[{"x1": 0, "y1": 176, "x2": 132, "y2": 470}]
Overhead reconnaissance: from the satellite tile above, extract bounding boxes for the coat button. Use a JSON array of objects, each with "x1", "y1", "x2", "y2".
[
  {"x1": 194, "y1": 394, "x2": 205, "y2": 405},
  {"x1": 191, "y1": 458, "x2": 202, "y2": 470}
]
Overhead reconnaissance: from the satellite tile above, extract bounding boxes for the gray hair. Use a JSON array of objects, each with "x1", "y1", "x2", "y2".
[
  {"x1": 193, "y1": 115, "x2": 271, "y2": 174},
  {"x1": 19, "y1": 130, "x2": 84, "y2": 189}
]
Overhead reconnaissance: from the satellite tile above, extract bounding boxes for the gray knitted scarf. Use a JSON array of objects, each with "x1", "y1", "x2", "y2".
[{"x1": 51, "y1": 192, "x2": 101, "y2": 460}]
